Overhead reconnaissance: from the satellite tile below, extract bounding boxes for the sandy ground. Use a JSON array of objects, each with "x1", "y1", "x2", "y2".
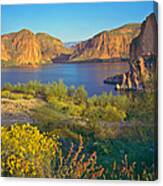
[{"x1": 1, "y1": 98, "x2": 46, "y2": 126}]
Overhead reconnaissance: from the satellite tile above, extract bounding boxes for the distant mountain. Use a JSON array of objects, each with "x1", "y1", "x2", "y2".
[
  {"x1": 1, "y1": 29, "x2": 72, "y2": 67},
  {"x1": 69, "y1": 24, "x2": 141, "y2": 61},
  {"x1": 64, "y1": 41, "x2": 79, "y2": 48}
]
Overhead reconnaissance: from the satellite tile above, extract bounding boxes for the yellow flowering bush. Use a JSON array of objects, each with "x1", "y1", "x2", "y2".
[
  {"x1": 1, "y1": 124, "x2": 59, "y2": 177},
  {"x1": 1, "y1": 90, "x2": 10, "y2": 98},
  {"x1": 1, "y1": 124, "x2": 105, "y2": 179},
  {"x1": 1, "y1": 90, "x2": 34, "y2": 100}
]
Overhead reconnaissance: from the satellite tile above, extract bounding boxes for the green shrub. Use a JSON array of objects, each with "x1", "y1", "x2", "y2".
[
  {"x1": 3, "y1": 83, "x2": 13, "y2": 92},
  {"x1": 109, "y1": 154, "x2": 156, "y2": 180},
  {"x1": 9, "y1": 93, "x2": 24, "y2": 100},
  {"x1": 23, "y1": 94, "x2": 34, "y2": 100},
  {"x1": 1, "y1": 90, "x2": 11, "y2": 98},
  {"x1": 74, "y1": 85, "x2": 88, "y2": 104},
  {"x1": 1, "y1": 124, "x2": 105, "y2": 179},
  {"x1": 68, "y1": 85, "x2": 76, "y2": 97},
  {"x1": 45, "y1": 80, "x2": 68, "y2": 100},
  {"x1": 47, "y1": 96, "x2": 69, "y2": 111}
]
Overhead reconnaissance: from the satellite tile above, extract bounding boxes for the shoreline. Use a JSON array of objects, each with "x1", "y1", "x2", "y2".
[
  {"x1": 1, "y1": 58, "x2": 129, "y2": 69},
  {"x1": 54, "y1": 57, "x2": 129, "y2": 64}
]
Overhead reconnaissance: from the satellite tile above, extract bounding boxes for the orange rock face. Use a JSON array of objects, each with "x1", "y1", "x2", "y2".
[
  {"x1": 1, "y1": 29, "x2": 71, "y2": 66},
  {"x1": 1, "y1": 29, "x2": 42, "y2": 65},
  {"x1": 130, "y1": 13, "x2": 158, "y2": 60},
  {"x1": 36, "y1": 33, "x2": 71, "y2": 62},
  {"x1": 70, "y1": 24, "x2": 140, "y2": 61},
  {"x1": 1, "y1": 42, "x2": 11, "y2": 62}
]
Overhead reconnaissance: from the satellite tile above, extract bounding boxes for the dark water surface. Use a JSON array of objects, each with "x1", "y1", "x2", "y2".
[{"x1": 1, "y1": 62, "x2": 129, "y2": 96}]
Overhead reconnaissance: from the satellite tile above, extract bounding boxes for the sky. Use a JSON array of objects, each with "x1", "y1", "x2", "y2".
[{"x1": 1, "y1": 1, "x2": 156, "y2": 42}]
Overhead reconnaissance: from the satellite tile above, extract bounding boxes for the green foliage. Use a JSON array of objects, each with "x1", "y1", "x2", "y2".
[
  {"x1": 109, "y1": 154, "x2": 156, "y2": 180},
  {"x1": 68, "y1": 85, "x2": 76, "y2": 97},
  {"x1": 1, "y1": 124, "x2": 105, "y2": 179},
  {"x1": 94, "y1": 92, "x2": 129, "y2": 112},
  {"x1": 3, "y1": 83, "x2": 13, "y2": 92},
  {"x1": 31, "y1": 105, "x2": 70, "y2": 132},
  {"x1": 125, "y1": 91, "x2": 156, "y2": 142},
  {"x1": 84, "y1": 138, "x2": 155, "y2": 172},
  {"x1": 1, "y1": 124, "x2": 156, "y2": 180},
  {"x1": 1, "y1": 90, "x2": 11, "y2": 98},
  {"x1": 3, "y1": 81, "x2": 42, "y2": 96},
  {"x1": 74, "y1": 85, "x2": 88, "y2": 104},
  {"x1": 2, "y1": 81, "x2": 154, "y2": 141},
  {"x1": 23, "y1": 94, "x2": 34, "y2": 100},
  {"x1": 9, "y1": 93, "x2": 24, "y2": 100},
  {"x1": 1, "y1": 90, "x2": 34, "y2": 100},
  {"x1": 44, "y1": 80, "x2": 68, "y2": 100},
  {"x1": 1, "y1": 81, "x2": 157, "y2": 180},
  {"x1": 1, "y1": 61, "x2": 20, "y2": 68}
]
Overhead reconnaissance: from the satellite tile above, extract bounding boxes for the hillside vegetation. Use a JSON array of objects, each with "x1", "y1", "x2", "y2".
[{"x1": 1, "y1": 81, "x2": 157, "y2": 179}]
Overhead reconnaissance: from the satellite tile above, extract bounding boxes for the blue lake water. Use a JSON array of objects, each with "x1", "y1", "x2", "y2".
[{"x1": 1, "y1": 62, "x2": 129, "y2": 96}]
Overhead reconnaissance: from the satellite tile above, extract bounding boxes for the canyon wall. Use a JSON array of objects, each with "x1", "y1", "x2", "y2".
[
  {"x1": 115, "y1": 13, "x2": 158, "y2": 91},
  {"x1": 70, "y1": 24, "x2": 140, "y2": 61},
  {"x1": 1, "y1": 29, "x2": 71, "y2": 66}
]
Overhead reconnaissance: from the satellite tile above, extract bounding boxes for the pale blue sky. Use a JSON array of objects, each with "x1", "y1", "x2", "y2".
[{"x1": 1, "y1": 1, "x2": 155, "y2": 42}]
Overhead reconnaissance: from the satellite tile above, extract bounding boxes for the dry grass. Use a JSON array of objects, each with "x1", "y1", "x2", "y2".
[{"x1": 1, "y1": 98, "x2": 46, "y2": 125}]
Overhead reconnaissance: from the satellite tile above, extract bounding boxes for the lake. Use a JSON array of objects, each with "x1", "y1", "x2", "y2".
[{"x1": 1, "y1": 62, "x2": 129, "y2": 96}]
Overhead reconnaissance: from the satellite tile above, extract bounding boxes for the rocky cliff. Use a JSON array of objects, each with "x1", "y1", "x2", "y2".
[
  {"x1": 1, "y1": 29, "x2": 42, "y2": 66},
  {"x1": 130, "y1": 13, "x2": 158, "y2": 60},
  {"x1": 70, "y1": 24, "x2": 140, "y2": 61},
  {"x1": 36, "y1": 33, "x2": 71, "y2": 62},
  {"x1": 115, "y1": 13, "x2": 158, "y2": 91},
  {"x1": 1, "y1": 29, "x2": 71, "y2": 66}
]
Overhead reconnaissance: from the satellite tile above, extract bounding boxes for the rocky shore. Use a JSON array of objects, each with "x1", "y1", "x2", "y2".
[{"x1": 104, "y1": 13, "x2": 158, "y2": 91}]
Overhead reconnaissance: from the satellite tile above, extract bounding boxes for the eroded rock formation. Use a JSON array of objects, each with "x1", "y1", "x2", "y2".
[
  {"x1": 1, "y1": 29, "x2": 71, "y2": 66},
  {"x1": 115, "y1": 13, "x2": 158, "y2": 91},
  {"x1": 70, "y1": 24, "x2": 140, "y2": 61},
  {"x1": 1, "y1": 29, "x2": 42, "y2": 66},
  {"x1": 36, "y1": 33, "x2": 71, "y2": 62}
]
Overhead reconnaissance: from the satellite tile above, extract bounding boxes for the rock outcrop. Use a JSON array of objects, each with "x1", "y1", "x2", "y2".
[
  {"x1": 70, "y1": 24, "x2": 140, "y2": 61},
  {"x1": 1, "y1": 29, "x2": 42, "y2": 66},
  {"x1": 130, "y1": 13, "x2": 158, "y2": 60},
  {"x1": 1, "y1": 42, "x2": 11, "y2": 62},
  {"x1": 36, "y1": 33, "x2": 72, "y2": 62},
  {"x1": 115, "y1": 13, "x2": 158, "y2": 91},
  {"x1": 1, "y1": 29, "x2": 71, "y2": 66}
]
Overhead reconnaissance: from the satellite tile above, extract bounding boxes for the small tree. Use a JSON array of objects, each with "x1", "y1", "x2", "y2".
[
  {"x1": 3, "y1": 83, "x2": 13, "y2": 92},
  {"x1": 68, "y1": 85, "x2": 75, "y2": 97},
  {"x1": 74, "y1": 85, "x2": 88, "y2": 105},
  {"x1": 51, "y1": 80, "x2": 68, "y2": 100}
]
